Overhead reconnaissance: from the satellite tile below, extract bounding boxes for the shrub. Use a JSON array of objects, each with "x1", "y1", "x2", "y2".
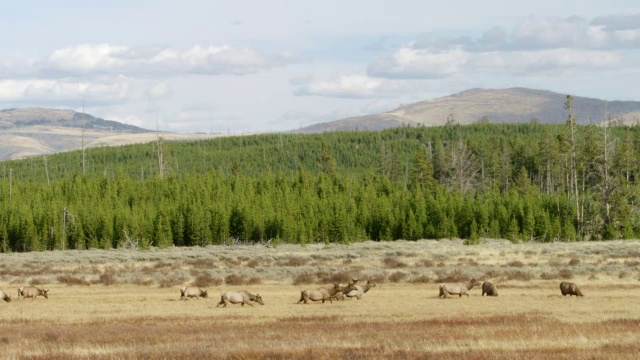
[
  {"x1": 158, "y1": 271, "x2": 190, "y2": 288},
  {"x1": 225, "y1": 274, "x2": 247, "y2": 286},
  {"x1": 316, "y1": 271, "x2": 351, "y2": 284},
  {"x1": 247, "y1": 259, "x2": 262, "y2": 268},
  {"x1": 30, "y1": 277, "x2": 48, "y2": 286},
  {"x1": 558, "y1": 269, "x2": 574, "y2": 279},
  {"x1": 540, "y1": 272, "x2": 557, "y2": 280},
  {"x1": 388, "y1": 271, "x2": 407, "y2": 283},
  {"x1": 282, "y1": 257, "x2": 307, "y2": 267},
  {"x1": 154, "y1": 261, "x2": 175, "y2": 269},
  {"x1": 192, "y1": 274, "x2": 223, "y2": 287},
  {"x1": 133, "y1": 278, "x2": 154, "y2": 286},
  {"x1": 417, "y1": 258, "x2": 435, "y2": 267},
  {"x1": 618, "y1": 271, "x2": 629, "y2": 279},
  {"x1": 508, "y1": 260, "x2": 525, "y2": 267},
  {"x1": 292, "y1": 272, "x2": 316, "y2": 285},
  {"x1": 568, "y1": 258, "x2": 581, "y2": 266},
  {"x1": 435, "y1": 269, "x2": 468, "y2": 283},
  {"x1": 504, "y1": 270, "x2": 534, "y2": 281},
  {"x1": 187, "y1": 258, "x2": 217, "y2": 269},
  {"x1": 97, "y1": 273, "x2": 116, "y2": 286},
  {"x1": 624, "y1": 260, "x2": 640, "y2": 267},
  {"x1": 367, "y1": 273, "x2": 387, "y2": 284},
  {"x1": 247, "y1": 276, "x2": 262, "y2": 285},
  {"x1": 483, "y1": 270, "x2": 501, "y2": 279},
  {"x1": 410, "y1": 275, "x2": 432, "y2": 284},
  {"x1": 383, "y1": 256, "x2": 407, "y2": 269},
  {"x1": 57, "y1": 275, "x2": 90, "y2": 286}
]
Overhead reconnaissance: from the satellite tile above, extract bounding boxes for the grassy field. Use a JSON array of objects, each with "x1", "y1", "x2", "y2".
[{"x1": 1, "y1": 239, "x2": 640, "y2": 359}]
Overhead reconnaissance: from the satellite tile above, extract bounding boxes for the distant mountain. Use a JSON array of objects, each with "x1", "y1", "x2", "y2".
[
  {"x1": 0, "y1": 108, "x2": 148, "y2": 133},
  {"x1": 0, "y1": 108, "x2": 229, "y2": 160},
  {"x1": 294, "y1": 88, "x2": 640, "y2": 133}
]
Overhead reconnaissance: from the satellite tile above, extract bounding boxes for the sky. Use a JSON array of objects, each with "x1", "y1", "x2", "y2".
[{"x1": 0, "y1": 0, "x2": 639, "y2": 133}]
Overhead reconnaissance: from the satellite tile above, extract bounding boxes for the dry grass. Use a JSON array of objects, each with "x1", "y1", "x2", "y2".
[{"x1": 1, "y1": 239, "x2": 640, "y2": 358}]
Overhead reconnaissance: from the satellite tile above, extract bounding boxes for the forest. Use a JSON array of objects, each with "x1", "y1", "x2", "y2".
[{"x1": 1, "y1": 107, "x2": 639, "y2": 252}]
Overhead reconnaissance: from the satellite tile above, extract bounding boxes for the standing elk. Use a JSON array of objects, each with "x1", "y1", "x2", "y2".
[
  {"x1": 298, "y1": 283, "x2": 342, "y2": 304},
  {"x1": 19, "y1": 286, "x2": 49, "y2": 300}
]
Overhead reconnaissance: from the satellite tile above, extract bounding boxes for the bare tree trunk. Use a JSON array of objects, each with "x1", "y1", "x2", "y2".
[
  {"x1": 565, "y1": 95, "x2": 581, "y2": 233},
  {"x1": 43, "y1": 155, "x2": 50, "y2": 185}
]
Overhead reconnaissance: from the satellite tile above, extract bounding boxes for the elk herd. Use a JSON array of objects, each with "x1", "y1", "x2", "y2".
[{"x1": 0, "y1": 280, "x2": 585, "y2": 306}]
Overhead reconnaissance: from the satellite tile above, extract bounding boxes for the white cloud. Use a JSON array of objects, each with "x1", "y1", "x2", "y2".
[
  {"x1": 591, "y1": 14, "x2": 640, "y2": 32},
  {"x1": 294, "y1": 75, "x2": 424, "y2": 98},
  {"x1": 146, "y1": 82, "x2": 171, "y2": 100},
  {"x1": 368, "y1": 47, "x2": 468, "y2": 79},
  {"x1": 0, "y1": 77, "x2": 134, "y2": 104},
  {"x1": 365, "y1": 15, "x2": 638, "y2": 81},
  {"x1": 471, "y1": 48, "x2": 623, "y2": 74},
  {"x1": 0, "y1": 43, "x2": 298, "y2": 80}
]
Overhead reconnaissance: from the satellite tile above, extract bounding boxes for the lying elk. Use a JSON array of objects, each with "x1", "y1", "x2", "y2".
[
  {"x1": 343, "y1": 280, "x2": 376, "y2": 300},
  {"x1": 482, "y1": 281, "x2": 498, "y2": 296},
  {"x1": 217, "y1": 291, "x2": 264, "y2": 307},
  {"x1": 439, "y1": 279, "x2": 481, "y2": 298},
  {"x1": 560, "y1": 282, "x2": 583, "y2": 297},
  {"x1": 19, "y1": 286, "x2": 49, "y2": 300},
  {"x1": 180, "y1": 286, "x2": 208, "y2": 300},
  {"x1": 0, "y1": 290, "x2": 11, "y2": 302},
  {"x1": 298, "y1": 283, "x2": 342, "y2": 304}
]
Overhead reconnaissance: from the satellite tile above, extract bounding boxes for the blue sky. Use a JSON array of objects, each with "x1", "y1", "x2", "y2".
[{"x1": 1, "y1": 0, "x2": 639, "y2": 132}]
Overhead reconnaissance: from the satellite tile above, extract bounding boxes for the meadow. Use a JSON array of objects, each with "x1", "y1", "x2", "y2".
[{"x1": 1, "y1": 239, "x2": 640, "y2": 359}]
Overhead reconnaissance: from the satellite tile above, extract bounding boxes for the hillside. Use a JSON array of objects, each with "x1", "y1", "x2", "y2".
[
  {"x1": 0, "y1": 108, "x2": 147, "y2": 132},
  {"x1": 295, "y1": 88, "x2": 640, "y2": 133},
  {"x1": 0, "y1": 108, "x2": 229, "y2": 160}
]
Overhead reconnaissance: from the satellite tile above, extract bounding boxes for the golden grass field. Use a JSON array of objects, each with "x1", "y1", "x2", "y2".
[{"x1": 1, "y1": 239, "x2": 640, "y2": 359}]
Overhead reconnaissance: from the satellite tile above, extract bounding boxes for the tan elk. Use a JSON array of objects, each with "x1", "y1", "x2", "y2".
[
  {"x1": 439, "y1": 279, "x2": 481, "y2": 298},
  {"x1": 298, "y1": 283, "x2": 342, "y2": 304},
  {"x1": 180, "y1": 286, "x2": 208, "y2": 300},
  {"x1": 217, "y1": 291, "x2": 264, "y2": 307},
  {"x1": 343, "y1": 280, "x2": 376, "y2": 300},
  {"x1": 19, "y1": 286, "x2": 49, "y2": 300}
]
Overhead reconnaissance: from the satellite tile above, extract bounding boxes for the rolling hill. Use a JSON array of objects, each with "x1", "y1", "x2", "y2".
[
  {"x1": 0, "y1": 108, "x2": 230, "y2": 160},
  {"x1": 294, "y1": 88, "x2": 640, "y2": 133}
]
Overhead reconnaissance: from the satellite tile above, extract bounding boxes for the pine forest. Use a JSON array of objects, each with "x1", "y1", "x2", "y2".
[{"x1": 1, "y1": 115, "x2": 640, "y2": 252}]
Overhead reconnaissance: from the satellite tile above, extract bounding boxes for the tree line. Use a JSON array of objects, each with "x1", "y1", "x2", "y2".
[{"x1": 1, "y1": 114, "x2": 639, "y2": 252}]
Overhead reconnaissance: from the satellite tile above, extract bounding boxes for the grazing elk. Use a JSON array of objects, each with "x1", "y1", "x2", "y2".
[
  {"x1": 343, "y1": 280, "x2": 376, "y2": 300},
  {"x1": 560, "y1": 282, "x2": 583, "y2": 297},
  {"x1": 439, "y1": 279, "x2": 481, "y2": 298},
  {"x1": 298, "y1": 283, "x2": 342, "y2": 304},
  {"x1": 19, "y1": 286, "x2": 49, "y2": 300},
  {"x1": 482, "y1": 281, "x2": 498, "y2": 296},
  {"x1": 217, "y1": 291, "x2": 264, "y2": 307},
  {"x1": 180, "y1": 286, "x2": 208, "y2": 300}
]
